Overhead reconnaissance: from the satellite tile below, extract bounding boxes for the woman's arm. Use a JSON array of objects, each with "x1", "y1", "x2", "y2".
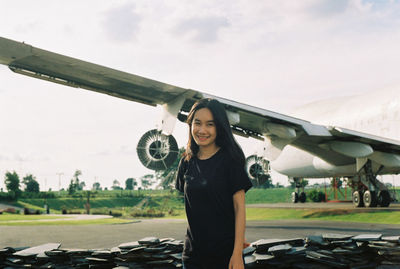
[{"x1": 229, "y1": 189, "x2": 246, "y2": 269}]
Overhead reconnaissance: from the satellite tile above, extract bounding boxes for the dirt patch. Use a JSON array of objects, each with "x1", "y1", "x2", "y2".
[{"x1": 301, "y1": 208, "x2": 389, "y2": 218}]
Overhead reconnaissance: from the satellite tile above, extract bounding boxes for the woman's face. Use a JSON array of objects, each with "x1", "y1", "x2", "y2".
[{"x1": 191, "y1": 108, "x2": 217, "y2": 149}]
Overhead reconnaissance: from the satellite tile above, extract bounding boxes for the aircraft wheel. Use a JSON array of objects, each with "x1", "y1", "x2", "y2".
[
  {"x1": 363, "y1": 190, "x2": 378, "y2": 208},
  {"x1": 136, "y1": 129, "x2": 179, "y2": 171},
  {"x1": 378, "y1": 190, "x2": 391, "y2": 207},
  {"x1": 291, "y1": 192, "x2": 298, "y2": 203},
  {"x1": 299, "y1": 192, "x2": 306, "y2": 203},
  {"x1": 352, "y1": 191, "x2": 364, "y2": 207}
]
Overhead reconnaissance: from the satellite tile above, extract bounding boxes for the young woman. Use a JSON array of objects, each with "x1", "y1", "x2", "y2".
[{"x1": 175, "y1": 98, "x2": 252, "y2": 269}]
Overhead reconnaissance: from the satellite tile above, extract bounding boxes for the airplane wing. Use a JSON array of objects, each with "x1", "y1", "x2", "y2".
[{"x1": 1, "y1": 36, "x2": 400, "y2": 174}]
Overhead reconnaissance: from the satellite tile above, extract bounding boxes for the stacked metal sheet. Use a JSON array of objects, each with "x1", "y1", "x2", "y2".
[
  {"x1": 244, "y1": 234, "x2": 400, "y2": 268},
  {"x1": 0, "y1": 237, "x2": 183, "y2": 269},
  {"x1": 0, "y1": 234, "x2": 399, "y2": 268}
]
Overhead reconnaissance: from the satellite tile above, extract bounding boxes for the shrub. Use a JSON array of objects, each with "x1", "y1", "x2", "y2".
[
  {"x1": 0, "y1": 192, "x2": 15, "y2": 202},
  {"x1": 308, "y1": 189, "x2": 326, "y2": 202},
  {"x1": 131, "y1": 208, "x2": 165, "y2": 218},
  {"x1": 91, "y1": 209, "x2": 123, "y2": 217},
  {"x1": 24, "y1": 208, "x2": 42, "y2": 215}
]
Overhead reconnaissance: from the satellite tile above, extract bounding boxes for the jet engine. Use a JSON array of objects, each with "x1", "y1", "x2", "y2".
[
  {"x1": 245, "y1": 155, "x2": 271, "y2": 186},
  {"x1": 136, "y1": 129, "x2": 179, "y2": 171}
]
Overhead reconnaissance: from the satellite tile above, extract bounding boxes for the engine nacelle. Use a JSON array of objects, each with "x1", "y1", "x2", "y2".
[
  {"x1": 245, "y1": 155, "x2": 271, "y2": 186},
  {"x1": 136, "y1": 129, "x2": 179, "y2": 171}
]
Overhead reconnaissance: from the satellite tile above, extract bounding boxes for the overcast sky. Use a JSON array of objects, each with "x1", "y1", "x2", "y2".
[{"x1": 1, "y1": 0, "x2": 400, "y2": 191}]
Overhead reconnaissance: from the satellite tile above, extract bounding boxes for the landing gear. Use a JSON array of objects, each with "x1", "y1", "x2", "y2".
[
  {"x1": 363, "y1": 190, "x2": 378, "y2": 208},
  {"x1": 291, "y1": 178, "x2": 306, "y2": 203},
  {"x1": 351, "y1": 160, "x2": 391, "y2": 208},
  {"x1": 378, "y1": 190, "x2": 391, "y2": 207},
  {"x1": 292, "y1": 191, "x2": 306, "y2": 203},
  {"x1": 352, "y1": 190, "x2": 364, "y2": 207},
  {"x1": 299, "y1": 192, "x2": 306, "y2": 203},
  {"x1": 291, "y1": 192, "x2": 298, "y2": 203}
]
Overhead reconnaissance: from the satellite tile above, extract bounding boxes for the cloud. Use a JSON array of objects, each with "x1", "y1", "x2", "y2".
[
  {"x1": 102, "y1": 3, "x2": 142, "y2": 42},
  {"x1": 174, "y1": 15, "x2": 230, "y2": 43},
  {"x1": 0, "y1": 154, "x2": 9, "y2": 161},
  {"x1": 307, "y1": 0, "x2": 349, "y2": 17},
  {"x1": 93, "y1": 146, "x2": 135, "y2": 156}
]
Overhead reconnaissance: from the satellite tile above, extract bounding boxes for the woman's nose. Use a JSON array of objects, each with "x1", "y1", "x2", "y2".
[{"x1": 198, "y1": 125, "x2": 206, "y2": 133}]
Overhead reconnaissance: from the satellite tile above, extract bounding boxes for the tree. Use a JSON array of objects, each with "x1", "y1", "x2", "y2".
[
  {"x1": 289, "y1": 178, "x2": 309, "y2": 188},
  {"x1": 22, "y1": 174, "x2": 40, "y2": 193},
  {"x1": 92, "y1": 182, "x2": 102, "y2": 191},
  {"x1": 4, "y1": 171, "x2": 21, "y2": 199},
  {"x1": 78, "y1": 181, "x2": 86, "y2": 191},
  {"x1": 68, "y1": 169, "x2": 84, "y2": 194},
  {"x1": 125, "y1": 178, "x2": 137, "y2": 190},
  {"x1": 68, "y1": 179, "x2": 76, "y2": 195},
  {"x1": 112, "y1": 179, "x2": 122, "y2": 190},
  {"x1": 253, "y1": 174, "x2": 274, "y2": 189},
  {"x1": 140, "y1": 174, "x2": 154, "y2": 190},
  {"x1": 330, "y1": 178, "x2": 343, "y2": 188}
]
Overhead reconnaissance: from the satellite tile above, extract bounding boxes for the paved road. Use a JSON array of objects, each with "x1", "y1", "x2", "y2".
[{"x1": 1, "y1": 219, "x2": 399, "y2": 249}]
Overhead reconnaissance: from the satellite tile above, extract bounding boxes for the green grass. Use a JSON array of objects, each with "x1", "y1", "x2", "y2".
[
  {"x1": 302, "y1": 209, "x2": 400, "y2": 224},
  {"x1": 246, "y1": 208, "x2": 306, "y2": 220},
  {"x1": 18, "y1": 197, "x2": 144, "y2": 211},
  {"x1": 0, "y1": 218, "x2": 134, "y2": 226},
  {"x1": 245, "y1": 188, "x2": 293, "y2": 203},
  {"x1": 0, "y1": 214, "x2": 68, "y2": 221},
  {"x1": 245, "y1": 208, "x2": 400, "y2": 224},
  {"x1": 3, "y1": 188, "x2": 399, "y2": 225}
]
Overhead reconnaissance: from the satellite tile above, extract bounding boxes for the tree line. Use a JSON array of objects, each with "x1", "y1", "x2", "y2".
[
  {"x1": 2, "y1": 148, "x2": 300, "y2": 201},
  {"x1": 1, "y1": 168, "x2": 173, "y2": 201}
]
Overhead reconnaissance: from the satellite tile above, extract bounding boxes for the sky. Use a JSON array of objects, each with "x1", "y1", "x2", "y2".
[{"x1": 1, "y1": 0, "x2": 400, "y2": 191}]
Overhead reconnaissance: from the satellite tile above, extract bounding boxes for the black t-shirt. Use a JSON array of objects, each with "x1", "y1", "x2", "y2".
[{"x1": 175, "y1": 149, "x2": 252, "y2": 263}]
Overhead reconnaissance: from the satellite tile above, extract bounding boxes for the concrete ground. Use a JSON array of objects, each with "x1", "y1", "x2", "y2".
[{"x1": 1, "y1": 218, "x2": 399, "y2": 249}]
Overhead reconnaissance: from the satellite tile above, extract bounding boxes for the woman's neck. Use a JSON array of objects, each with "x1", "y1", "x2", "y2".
[{"x1": 197, "y1": 145, "x2": 220, "y2": 160}]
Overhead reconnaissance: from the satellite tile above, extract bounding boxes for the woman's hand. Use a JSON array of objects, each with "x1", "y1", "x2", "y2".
[{"x1": 228, "y1": 252, "x2": 244, "y2": 269}]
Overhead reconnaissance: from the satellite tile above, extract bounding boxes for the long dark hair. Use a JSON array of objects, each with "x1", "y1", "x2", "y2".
[{"x1": 184, "y1": 98, "x2": 245, "y2": 166}]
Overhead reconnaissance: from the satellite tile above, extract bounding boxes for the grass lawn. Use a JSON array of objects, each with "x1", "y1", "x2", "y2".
[
  {"x1": 3, "y1": 188, "x2": 398, "y2": 225},
  {"x1": 245, "y1": 208, "x2": 400, "y2": 224},
  {"x1": 166, "y1": 207, "x2": 400, "y2": 225},
  {"x1": 0, "y1": 214, "x2": 68, "y2": 222},
  {"x1": 1, "y1": 208, "x2": 399, "y2": 225},
  {"x1": 0, "y1": 217, "x2": 134, "y2": 226}
]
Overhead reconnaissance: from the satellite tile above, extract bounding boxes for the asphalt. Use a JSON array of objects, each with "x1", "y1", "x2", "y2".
[{"x1": 1, "y1": 218, "x2": 399, "y2": 249}]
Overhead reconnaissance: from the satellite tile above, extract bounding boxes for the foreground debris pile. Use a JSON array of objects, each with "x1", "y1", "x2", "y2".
[
  {"x1": 0, "y1": 234, "x2": 399, "y2": 268},
  {"x1": 246, "y1": 234, "x2": 400, "y2": 268}
]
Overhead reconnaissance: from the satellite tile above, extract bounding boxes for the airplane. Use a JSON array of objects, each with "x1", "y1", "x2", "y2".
[{"x1": 1, "y1": 36, "x2": 399, "y2": 208}]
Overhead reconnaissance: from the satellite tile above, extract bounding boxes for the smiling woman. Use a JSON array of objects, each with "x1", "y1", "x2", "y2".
[{"x1": 175, "y1": 98, "x2": 253, "y2": 269}]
